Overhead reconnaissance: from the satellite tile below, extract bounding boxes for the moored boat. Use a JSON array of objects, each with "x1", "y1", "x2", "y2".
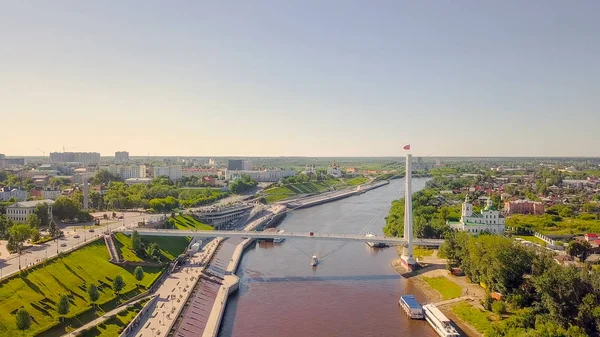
[
  {"x1": 399, "y1": 295, "x2": 424, "y2": 319},
  {"x1": 311, "y1": 255, "x2": 318, "y2": 266},
  {"x1": 423, "y1": 304, "x2": 460, "y2": 337},
  {"x1": 365, "y1": 232, "x2": 389, "y2": 248}
]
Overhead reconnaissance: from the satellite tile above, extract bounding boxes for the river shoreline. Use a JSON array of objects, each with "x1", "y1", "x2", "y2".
[{"x1": 391, "y1": 248, "x2": 484, "y2": 337}]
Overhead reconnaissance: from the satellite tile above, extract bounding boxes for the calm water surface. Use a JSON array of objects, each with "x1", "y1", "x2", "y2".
[{"x1": 219, "y1": 178, "x2": 437, "y2": 337}]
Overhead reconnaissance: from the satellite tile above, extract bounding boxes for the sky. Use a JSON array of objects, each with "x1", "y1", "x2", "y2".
[{"x1": 1, "y1": 1, "x2": 599, "y2": 157}]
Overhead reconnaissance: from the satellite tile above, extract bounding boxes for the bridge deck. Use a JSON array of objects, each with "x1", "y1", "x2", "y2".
[{"x1": 120, "y1": 229, "x2": 444, "y2": 247}]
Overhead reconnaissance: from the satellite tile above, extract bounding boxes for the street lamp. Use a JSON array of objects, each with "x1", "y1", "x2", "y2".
[{"x1": 162, "y1": 311, "x2": 165, "y2": 325}]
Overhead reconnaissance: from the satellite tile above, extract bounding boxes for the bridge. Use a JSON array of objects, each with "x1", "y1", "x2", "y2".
[{"x1": 120, "y1": 229, "x2": 444, "y2": 247}]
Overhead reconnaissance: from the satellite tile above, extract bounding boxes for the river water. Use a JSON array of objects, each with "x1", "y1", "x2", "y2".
[{"x1": 219, "y1": 178, "x2": 437, "y2": 337}]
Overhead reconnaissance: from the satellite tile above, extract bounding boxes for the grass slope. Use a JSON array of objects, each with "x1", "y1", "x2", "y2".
[
  {"x1": 113, "y1": 233, "x2": 189, "y2": 262},
  {"x1": 452, "y1": 302, "x2": 493, "y2": 334},
  {"x1": 172, "y1": 215, "x2": 213, "y2": 231},
  {"x1": 344, "y1": 177, "x2": 369, "y2": 186},
  {"x1": 0, "y1": 240, "x2": 160, "y2": 337},
  {"x1": 263, "y1": 178, "x2": 363, "y2": 203},
  {"x1": 423, "y1": 276, "x2": 462, "y2": 300},
  {"x1": 79, "y1": 300, "x2": 148, "y2": 337}
]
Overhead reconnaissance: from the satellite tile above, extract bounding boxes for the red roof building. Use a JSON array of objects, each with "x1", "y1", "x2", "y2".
[{"x1": 585, "y1": 233, "x2": 599, "y2": 241}]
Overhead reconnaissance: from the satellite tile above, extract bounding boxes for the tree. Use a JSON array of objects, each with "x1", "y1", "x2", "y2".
[
  {"x1": 134, "y1": 266, "x2": 144, "y2": 282},
  {"x1": 7, "y1": 224, "x2": 34, "y2": 254},
  {"x1": 27, "y1": 214, "x2": 40, "y2": 228},
  {"x1": 87, "y1": 284, "x2": 100, "y2": 315},
  {"x1": 57, "y1": 294, "x2": 70, "y2": 322},
  {"x1": 91, "y1": 169, "x2": 122, "y2": 185},
  {"x1": 34, "y1": 203, "x2": 50, "y2": 227},
  {"x1": 567, "y1": 240, "x2": 592, "y2": 261},
  {"x1": 0, "y1": 214, "x2": 13, "y2": 239},
  {"x1": 15, "y1": 308, "x2": 31, "y2": 336},
  {"x1": 49, "y1": 220, "x2": 61, "y2": 238},
  {"x1": 492, "y1": 300, "x2": 506, "y2": 315},
  {"x1": 146, "y1": 242, "x2": 161, "y2": 261},
  {"x1": 53, "y1": 196, "x2": 81, "y2": 220},
  {"x1": 112, "y1": 275, "x2": 125, "y2": 295},
  {"x1": 131, "y1": 230, "x2": 144, "y2": 255}
]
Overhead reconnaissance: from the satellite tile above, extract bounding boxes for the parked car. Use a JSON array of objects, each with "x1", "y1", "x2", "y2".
[
  {"x1": 74, "y1": 235, "x2": 80, "y2": 239},
  {"x1": 89, "y1": 229, "x2": 95, "y2": 233},
  {"x1": 60, "y1": 243, "x2": 67, "y2": 247}
]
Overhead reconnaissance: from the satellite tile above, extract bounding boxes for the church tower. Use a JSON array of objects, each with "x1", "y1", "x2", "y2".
[{"x1": 462, "y1": 195, "x2": 473, "y2": 217}]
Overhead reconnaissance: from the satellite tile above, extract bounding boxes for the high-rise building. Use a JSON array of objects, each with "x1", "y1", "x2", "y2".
[
  {"x1": 115, "y1": 151, "x2": 129, "y2": 163},
  {"x1": 102, "y1": 164, "x2": 146, "y2": 179},
  {"x1": 228, "y1": 160, "x2": 244, "y2": 170},
  {"x1": 50, "y1": 152, "x2": 100, "y2": 165},
  {"x1": 153, "y1": 165, "x2": 182, "y2": 181}
]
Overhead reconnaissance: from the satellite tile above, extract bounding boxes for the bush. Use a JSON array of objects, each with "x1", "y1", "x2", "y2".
[
  {"x1": 481, "y1": 293, "x2": 494, "y2": 311},
  {"x1": 491, "y1": 300, "x2": 506, "y2": 315}
]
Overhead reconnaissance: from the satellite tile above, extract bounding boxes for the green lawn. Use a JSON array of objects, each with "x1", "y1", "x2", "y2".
[
  {"x1": 514, "y1": 235, "x2": 547, "y2": 246},
  {"x1": 0, "y1": 240, "x2": 161, "y2": 337},
  {"x1": 452, "y1": 302, "x2": 493, "y2": 334},
  {"x1": 113, "y1": 232, "x2": 189, "y2": 262},
  {"x1": 172, "y1": 215, "x2": 213, "y2": 231},
  {"x1": 344, "y1": 177, "x2": 369, "y2": 186},
  {"x1": 507, "y1": 214, "x2": 600, "y2": 235},
  {"x1": 413, "y1": 247, "x2": 434, "y2": 258},
  {"x1": 423, "y1": 276, "x2": 462, "y2": 300},
  {"x1": 79, "y1": 300, "x2": 148, "y2": 337}
]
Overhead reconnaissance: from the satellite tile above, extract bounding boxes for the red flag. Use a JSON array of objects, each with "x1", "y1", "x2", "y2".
[{"x1": 403, "y1": 144, "x2": 410, "y2": 150}]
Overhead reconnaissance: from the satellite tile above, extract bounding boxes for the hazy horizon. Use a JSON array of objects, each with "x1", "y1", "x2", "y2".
[{"x1": 2, "y1": 1, "x2": 599, "y2": 157}]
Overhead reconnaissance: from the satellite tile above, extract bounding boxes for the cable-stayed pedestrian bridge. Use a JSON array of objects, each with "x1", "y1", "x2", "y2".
[{"x1": 119, "y1": 229, "x2": 444, "y2": 247}]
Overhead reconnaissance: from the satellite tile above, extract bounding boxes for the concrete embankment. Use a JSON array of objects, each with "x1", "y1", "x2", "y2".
[
  {"x1": 200, "y1": 207, "x2": 282, "y2": 337},
  {"x1": 284, "y1": 180, "x2": 390, "y2": 209}
]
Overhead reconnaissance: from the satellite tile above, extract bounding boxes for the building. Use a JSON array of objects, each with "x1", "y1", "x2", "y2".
[
  {"x1": 208, "y1": 158, "x2": 216, "y2": 166},
  {"x1": 50, "y1": 152, "x2": 101, "y2": 165},
  {"x1": 226, "y1": 169, "x2": 296, "y2": 182},
  {"x1": 0, "y1": 157, "x2": 26, "y2": 168},
  {"x1": 115, "y1": 151, "x2": 129, "y2": 163},
  {"x1": 585, "y1": 233, "x2": 599, "y2": 242},
  {"x1": 153, "y1": 165, "x2": 182, "y2": 181},
  {"x1": 327, "y1": 161, "x2": 342, "y2": 178},
  {"x1": 6, "y1": 199, "x2": 55, "y2": 223},
  {"x1": 302, "y1": 165, "x2": 316, "y2": 175},
  {"x1": 448, "y1": 196, "x2": 506, "y2": 234},
  {"x1": 505, "y1": 199, "x2": 545, "y2": 215},
  {"x1": 125, "y1": 178, "x2": 153, "y2": 185},
  {"x1": 243, "y1": 160, "x2": 253, "y2": 170},
  {"x1": 102, "y1": 164, "x2": 146, "y2": 180},
  {"x1": 227, "y1": 160, "x2": 244, "y2": 171},
  {"x1": 0, "y1": 187, "x2": 27, "y2": 202},
  {"x1": 181, "y1": 168, "x2": 220, "y2": 178}
]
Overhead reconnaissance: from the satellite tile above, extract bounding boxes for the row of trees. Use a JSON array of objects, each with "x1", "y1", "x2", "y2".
[
  {"x1": 131, "y1": 231, "x2": 162, "y2": 261},
  {"x1": 229, "y1": 175, "x2": 257, "y2": 194},
  {"x1": 439, "y1": 232, "x2": 600, "y2": 336}
]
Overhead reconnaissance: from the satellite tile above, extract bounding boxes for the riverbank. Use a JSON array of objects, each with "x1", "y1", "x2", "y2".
[
  {"x1": 391, "y1": 248, "x2": 485, "y2": 337},
  {"x1": 282, "y1": 180, "x2": 389, "y2": 209}
]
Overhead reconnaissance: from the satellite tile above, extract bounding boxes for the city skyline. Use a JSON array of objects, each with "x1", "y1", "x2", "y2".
[{"x1": 2, "y1": 1, "x2": 599, "y2": 157}]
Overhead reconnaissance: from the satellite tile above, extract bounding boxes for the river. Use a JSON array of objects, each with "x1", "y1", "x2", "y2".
[{"x1": 219, "y1": 178, "x2": 437, "y2": 337}]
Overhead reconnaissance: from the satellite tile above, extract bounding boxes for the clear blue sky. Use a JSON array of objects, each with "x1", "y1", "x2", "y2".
[{"x1": 2, "y1": 1, "x2": 599, "y2": 157}]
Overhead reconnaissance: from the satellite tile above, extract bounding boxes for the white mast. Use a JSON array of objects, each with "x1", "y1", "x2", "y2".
[{"x1": 401, "y1": 153, "x2": 416, "y2": 267}]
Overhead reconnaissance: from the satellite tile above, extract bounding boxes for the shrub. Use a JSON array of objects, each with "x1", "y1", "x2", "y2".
[{"x1": 492, "y1": 300, "x2": 506, "y2": 315}]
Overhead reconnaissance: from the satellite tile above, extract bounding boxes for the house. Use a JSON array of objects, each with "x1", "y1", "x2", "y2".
[
  {"x1": 0, "y1": 187, "x2": 27, "y2": 202},
  {"x1": 6, "y1": 199, "x2": 55, "y2": 223},
  {"x1": 448, "y1": 196, "x2": 505, "y2": 234},
  {"x1": 585, "y1": 233, "x2": 599, "y2": 242}
]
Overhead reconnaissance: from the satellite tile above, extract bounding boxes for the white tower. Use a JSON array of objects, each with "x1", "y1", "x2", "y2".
[
  {"x1": 462, "y1": 195, "x2": 473, "y2": 217},
  {"x1": 401, "y1": 153, "x2": 416, "y2": 267}
]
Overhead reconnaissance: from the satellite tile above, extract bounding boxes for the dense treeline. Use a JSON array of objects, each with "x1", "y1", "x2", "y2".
[{"x1": 440, "y1": 232, "x2": 600, "y2": 336}]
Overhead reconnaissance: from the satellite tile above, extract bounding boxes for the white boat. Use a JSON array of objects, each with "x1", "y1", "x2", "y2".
[
  {"x1": 423, "y1": 304, "x2": 461, "y2": 337},
  {"x1": 311, "y1": 255, "x2": 318, "y2": 266},
  {"x1": 365, "y1": 233, "x2": 388, "y2": 248}
]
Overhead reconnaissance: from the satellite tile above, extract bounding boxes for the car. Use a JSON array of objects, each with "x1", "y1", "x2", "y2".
[
  {"x1": 118, "y1": 215, "x2": 124, "y2": 219},
  {"x1": 74, "y1": 235, "x2": 80, "y2": 239},
  {"x1": 89, "y1": 229, "x2": 95, "y2": 233},
  {"x1": 60, "y1": 243, "x2": 67, "y2": 247}
]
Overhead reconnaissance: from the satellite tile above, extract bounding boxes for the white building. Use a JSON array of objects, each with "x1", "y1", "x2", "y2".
[
  {"x1": 327, "y1": 161, "x2": 342, "y2": 178},
  {"x1": 7, "y1": 199, "x2": 55, "y2": 223},
  {"x1": 103, "y1": 164, "x2": 146, "y2": 180},
  {"x1": 182, "y1": 168, "x2": 220, "y2": 178},
  {"x1": 49, "y1": 152, "x2": 101, "y2": 165},
  {"x1": 153, "y1": 165, "x2": 182, "y2": 181},
  {"x1": 302, "y1": 165, "x2": 316, "y2": 175},
  {"x1": 243, "y1": 160, "x2": 253, "y2": 170},
  {"x1": 448, "y1": 196, "x2": 505, "y2": 234},
  {"x1": 0, "y1": 187, "x2": 27, "y2": 202},
  {"x1": 115, "y1": 151, "x2": 129, "y2": 163},
  {"x1": 226, "y1": 169, "x2": 296, "y2": 182}
]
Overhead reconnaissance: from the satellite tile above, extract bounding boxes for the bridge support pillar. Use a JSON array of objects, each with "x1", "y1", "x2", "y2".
[{"x1": 401, "y1": 153, "x2": 416, "y2": 269}]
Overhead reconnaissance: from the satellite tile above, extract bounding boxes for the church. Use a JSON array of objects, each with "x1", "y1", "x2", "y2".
[{"x1": 448, "y1": 196, "x2": 506, "y2": 234}]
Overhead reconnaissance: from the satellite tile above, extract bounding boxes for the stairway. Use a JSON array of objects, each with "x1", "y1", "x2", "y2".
[{"x1": 104, "y1": 234, "x2": 121, "y2": 263}]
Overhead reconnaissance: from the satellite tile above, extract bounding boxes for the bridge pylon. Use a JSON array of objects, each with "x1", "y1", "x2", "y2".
[{"x1": 401, "y1": 153, "x2": 416, "y2": 269}]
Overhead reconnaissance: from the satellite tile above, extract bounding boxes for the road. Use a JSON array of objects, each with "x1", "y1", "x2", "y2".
[
  {"x1": 0, "y1": 212, "x2": 148, "y2": 280},
  {"x1": 121, "y1": 228, "x2": 445, "y2": 246}
]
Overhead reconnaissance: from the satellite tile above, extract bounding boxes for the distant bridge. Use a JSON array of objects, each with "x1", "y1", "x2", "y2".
[{"x1": 119, "y1": 229, "x2": 444, "y2": 247}]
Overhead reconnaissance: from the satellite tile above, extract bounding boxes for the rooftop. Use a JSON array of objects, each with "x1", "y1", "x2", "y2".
[{"x1": 10, "y1": 199, "x2": 56, "y2": 208}]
